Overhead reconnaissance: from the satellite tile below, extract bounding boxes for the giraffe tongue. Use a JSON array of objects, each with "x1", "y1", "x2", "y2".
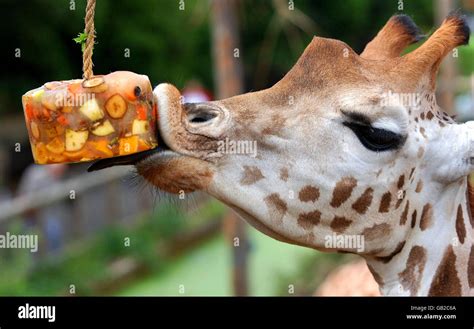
[{"x1": 87, "y1": 148, "x2": 160, "y2": 172}]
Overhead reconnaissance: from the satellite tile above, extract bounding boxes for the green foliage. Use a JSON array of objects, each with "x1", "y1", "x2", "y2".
[
  {"x1": 3, "y1": 0, "x2": 465, "y2": 116},
  {"x1": 0, "y1": 199, "x2": 226, "y2": 296},
  {"x1": 73, "y1": 32, "x2": 89, "y2": 53},
  {"x1": 459, "y1": 37, "x2": 474, "y2": 76}
]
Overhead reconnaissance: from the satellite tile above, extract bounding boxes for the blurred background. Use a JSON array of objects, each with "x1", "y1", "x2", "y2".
[{"x1": 0, "y1": 0, "x2": 472, "y2": 296}]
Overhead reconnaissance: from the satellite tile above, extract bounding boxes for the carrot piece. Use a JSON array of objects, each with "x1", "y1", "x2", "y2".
[
  {"x1": 136, "y1": 104, "x2": 147, "y2": 120},
  {"x1": 137, "y1": 138, "x2": 150, "y2": 151},
  {"x1": 25, "y1": 103, "x2": 35, "y2": 121},
  {"x1": 57, "y1": 115, "x2": 69, "y2": 126},
  {"x1": 124, "y1": 89, "x2": 137, "y2": 102}
]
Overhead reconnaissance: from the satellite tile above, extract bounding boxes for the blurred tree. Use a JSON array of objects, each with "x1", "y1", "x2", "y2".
[
  {"x1": 1, "y1": 0, "x2": 212, "y2": 115},
  {"x1": 1, "y1": 0, "x2": 464, "y2": 117}
]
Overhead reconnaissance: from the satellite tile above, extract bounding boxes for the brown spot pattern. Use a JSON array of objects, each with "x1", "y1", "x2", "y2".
[
  {"x1": 279, "y1": 167, "x2": 289, "y2": 182},
  {"x1": 420, "y1": 127, "x2": 427, "y2": 138},
  {"x1": 351, "y1": 188, "x2": 373, "y2": 214},
  {"x1": 330, "y1": 216, "x2": 352, "y2": 233},
  {"x1": 417, "y1": 146, "x2": 424, "y2": 158},
  {"x1": 375, "y1": 241, "x2": 406, "y2": 263},
  {"x1": 297, "y1": 210, "x2": 321, "y2": 229},
  {"x1": 415, "y1": 180, "x2": 423, "y2": 193},
  {"x1": 262, "y1": 114, "x2": 286, "y2": 136},
  {"x1": 419, "y1": 203, "x2": 433, "y2": 231},
  {"x1": 428, "y1": 245, "x2": 462, "y2": 296},
  {"x1": 456, "y1": 204, "x2": 466, "y2": 244},
  {"x1": 400, "y1": 200, "x2": 410, "y2": 225},
  {"x1": 330, "y1": 177, "x2": 357, "y2": 208},
  {"x1": 399, "y1": 245, "x2": 427, "y2": 295},
  {"x1": 395, "y1": 189, "x2": 406, "y2": 209},
  {"x1": 426, "y1": 111, "x2": 434, "y2": 120},
  {"x1": 363, "y1": 223, "x2": 391, "y2": 241},
  {"x1": 240, "y1": 166, "x2": 264, "y2": 185},
  {"x1": 411, "y1": 210, "x2": 417, "y2": 228},
  {"x1": 298, "y1": 185, "x2": 320, "y2": 203},
  {"x1": 264, "y1": 193, "x2": 287, "y2": 224},
  {"x1": 397, "y1": 175, "x2": 405, "y2": 189},
  {"x1": 378, "y1": 192, "x2": 391, "y2": 213}
]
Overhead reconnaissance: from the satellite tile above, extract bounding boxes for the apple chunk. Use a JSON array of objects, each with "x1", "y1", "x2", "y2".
[
  {"x1": 65, "y1": 129, "x2": 89, "y2": 151},
  {"x1": 80, "y1": 98, "x2": 104, "y2": 121},
  {"x1": 92, "y1": 120, "x2": 115, "y2": 136},
  {"x1": 132, "y1": 119, "x2": 150, "y2": 135}
]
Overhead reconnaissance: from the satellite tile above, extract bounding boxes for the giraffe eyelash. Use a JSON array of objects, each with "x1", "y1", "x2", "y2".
[{"x1": 343, "y1": 121, "x2": 405, "y2": 152}]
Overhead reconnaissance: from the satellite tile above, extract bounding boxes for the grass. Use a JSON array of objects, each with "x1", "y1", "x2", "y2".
[{"x1": 117, "y1": 227, "x2": 340, "y2": 296}]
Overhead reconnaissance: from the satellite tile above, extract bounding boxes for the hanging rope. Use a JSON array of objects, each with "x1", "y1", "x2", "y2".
[{"x1": 83, "y1": 0, "x2": 96, "y2": 80}]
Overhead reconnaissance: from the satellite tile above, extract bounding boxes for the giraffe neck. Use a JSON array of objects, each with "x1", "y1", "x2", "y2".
[{"x1": 365, "y1": 178, "x2": 474, "y2": 296}]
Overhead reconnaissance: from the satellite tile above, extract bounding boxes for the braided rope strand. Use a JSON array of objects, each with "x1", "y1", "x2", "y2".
[{"x1": 83, "y1": 0, "x2": 96, "y2": 79}]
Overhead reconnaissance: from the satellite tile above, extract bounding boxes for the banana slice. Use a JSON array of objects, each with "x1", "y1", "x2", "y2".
[
  {"x1": 82, "y1": 77, "x2": 108, "y2": 93},
  {"x1": 105, "y1": 94, "x2": 127, "y2": 119}
]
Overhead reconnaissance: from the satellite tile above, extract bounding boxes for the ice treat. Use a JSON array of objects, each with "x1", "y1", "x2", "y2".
[{"x1": 22, "y1": 71, "x2": 158, "y2": 164}]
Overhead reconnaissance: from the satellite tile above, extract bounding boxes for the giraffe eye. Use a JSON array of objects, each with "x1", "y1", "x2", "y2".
[{"x1": 343, "y1": 122, "x2": 403, "y2": 152}]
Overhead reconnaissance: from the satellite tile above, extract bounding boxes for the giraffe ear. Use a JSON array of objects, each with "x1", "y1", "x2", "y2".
[
  {"x1": 400, "y1": 12, "x2": 470, "y2": 88},
  {"x1": 361, "y1": 14, "x2": 424, "y2": 60}
]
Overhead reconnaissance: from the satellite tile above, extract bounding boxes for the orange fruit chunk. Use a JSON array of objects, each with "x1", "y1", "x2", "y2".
[
  {"x1": 137, "y1": 138, "x2": 150, "y2": 152},
  {"x1": 119, "y1": 136, "x2": 139, "y2": 155},
  {"x1": 64, "y1": 148, "x2": 89, "y2": 161},
  {"x1": 30, "y1": 121, "x2": 40, "y2": 139},
  {"x1": 32, "y1": 143, "x2": 49, "y2": 164},
  {"x1": 88, "y1": 140, "x2": 114, "y2": 158},
  {"x1": 67, "y1": 83, "x2": 82, "y2": 95},
  {"x1": 46, "y1": 137, "x2": 65, "y2": 154},
  {"x1": 48, "y1": 152, "x2": 67, "y2": 163}
]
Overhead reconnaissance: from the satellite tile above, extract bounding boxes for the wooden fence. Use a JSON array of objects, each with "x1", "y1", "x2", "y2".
[{"x1": 0, "y1": 167, "x2": 159, "y2": 257}]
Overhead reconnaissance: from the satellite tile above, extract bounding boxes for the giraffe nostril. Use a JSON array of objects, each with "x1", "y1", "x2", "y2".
[
  {"x1": 189, "y1": 111, "x2": 217, "y2": 123},
  {"x1": 185, "y1": 103, "x2": 220, "y2": 125}
]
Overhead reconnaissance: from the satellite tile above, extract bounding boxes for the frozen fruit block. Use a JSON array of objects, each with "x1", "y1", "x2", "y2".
[{"x1": 22, "y1": 71, "x2": 158, "y2": 164}]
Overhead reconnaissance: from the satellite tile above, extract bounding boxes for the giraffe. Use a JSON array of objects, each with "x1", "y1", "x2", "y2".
[{"x1": 90, "y1": 13, "x2": 474, "y2": 296}]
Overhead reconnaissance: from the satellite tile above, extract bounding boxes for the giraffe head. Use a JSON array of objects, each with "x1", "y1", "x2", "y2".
[{"x1": 95, "y1": 14, "x2": 473, "y2": 259}]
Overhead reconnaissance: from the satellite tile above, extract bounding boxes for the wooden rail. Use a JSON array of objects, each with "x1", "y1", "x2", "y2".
[{"x1": 0, "y1": 167, "x2": 130, "y2": 223}]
